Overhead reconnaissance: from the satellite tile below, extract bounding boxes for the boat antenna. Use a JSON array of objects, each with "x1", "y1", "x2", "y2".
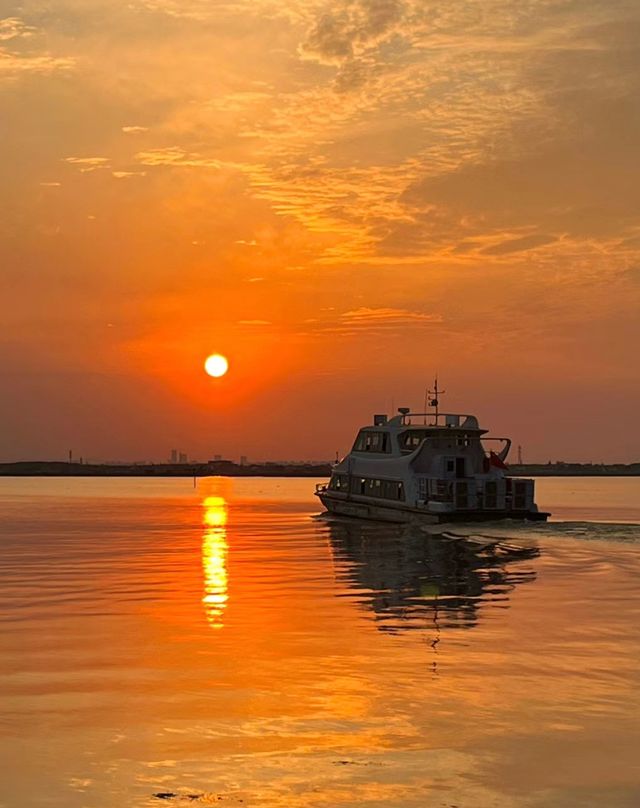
[{"x1": 427, "y1": 376, "x2": 445, "y2": 425}]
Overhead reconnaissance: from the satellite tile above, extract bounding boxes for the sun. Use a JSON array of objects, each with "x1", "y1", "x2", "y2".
[{"x1": 204, "y1": 354, "x2": 229, "y2": 378}]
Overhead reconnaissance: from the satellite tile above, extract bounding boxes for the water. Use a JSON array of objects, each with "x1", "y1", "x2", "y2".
[{"x1": 1, "y1": 476, "x2": 639, "y2": 808}]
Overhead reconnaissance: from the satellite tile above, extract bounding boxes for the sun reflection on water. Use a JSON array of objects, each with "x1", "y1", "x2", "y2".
[{"x1": 202, "y1": 495, "x2": 229, "y2": 629}]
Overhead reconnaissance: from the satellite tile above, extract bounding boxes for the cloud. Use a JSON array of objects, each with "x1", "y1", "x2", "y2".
[
  {"x1": 0, "y1": 50, "x2": 74, "y2": 76},
  {"x1": 289, "y1": 306, "x2": 444, "y2": 339},
  {"x1": 341, "y1": 307, "x2": 442, "y2": 326},
  {"x1": 300, "y1": 11, "x2": 356, "y2": 64},
  {"x1": 0, "y1": 17, "x2": 74, "y2": 78},
  {"x1": 132, "y1": 0, "x2": 306, "y2": 25},
  {"x1": 300, "y1": 0, "x2": 406, "y2": 65},
  {"x1": 293, "y1": 306, "x2": 444, "y2": 337},
  {"x1": 481, "y1": 234, "x2": 558, "y2": 256},
  {"x1": 238, "y1": 319, "x2": 271, "y2": 325},
  {"x1": 121, "y1": 125, "x2": 148, "y2": 134},
  {"x1": 134, "y1": 147, "x2": 226, "y2": 169},
  {"x1": 64, "y1": 157, "x2": 110, "y2": 172},
  {"x1": 112, "y1": 170, "x2": 147, "y2": 178},
  {"x1": 0, "y1": 17, "x2": 35, "y2": 41}
]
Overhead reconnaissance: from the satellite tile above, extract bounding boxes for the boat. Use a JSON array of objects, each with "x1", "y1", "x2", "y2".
[{"x1": 315, "y1": 382, "x2": 549, "y2": 523}]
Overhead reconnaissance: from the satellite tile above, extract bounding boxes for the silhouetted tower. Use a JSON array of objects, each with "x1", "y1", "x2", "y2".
[{"x1": 517, "y1": 445, "x2": 523, "y2": 465}]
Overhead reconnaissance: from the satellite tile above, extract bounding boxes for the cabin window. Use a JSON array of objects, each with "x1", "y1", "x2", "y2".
[
  {"x1": 353, "y1": 430, "x2": 391, "y2": 453},
  {"x1": 399, "y1": 430, "x2": 430, "y2": 453},
  {"x1": 329, "y1": 473, "x2": 349, "y2": 492},
  {"x1": 357, "y1": 477, "x2": 405, "y2": 501},
  {"x1": 446, "y1": 459, "x2": 455, "y2": 474}
]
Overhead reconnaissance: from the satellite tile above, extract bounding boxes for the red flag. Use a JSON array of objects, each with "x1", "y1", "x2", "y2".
[{"x1": 489, "y1": 451, "x2": 508, "y2": 470}]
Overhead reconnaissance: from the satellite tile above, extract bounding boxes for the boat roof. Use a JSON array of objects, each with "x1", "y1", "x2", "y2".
[{"x1": 362, "y1": 412, "x2": 485, "y2": 433}]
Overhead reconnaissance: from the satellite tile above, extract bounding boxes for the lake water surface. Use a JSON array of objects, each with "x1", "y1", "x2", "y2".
[{"x1": 1, "y1": 477, "x2": 639, "y2": 808}]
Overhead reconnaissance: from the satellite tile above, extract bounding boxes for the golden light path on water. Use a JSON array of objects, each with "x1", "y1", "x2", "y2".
[{"x1": 201, "y1": 495, "x2": 229, "y2": 629}]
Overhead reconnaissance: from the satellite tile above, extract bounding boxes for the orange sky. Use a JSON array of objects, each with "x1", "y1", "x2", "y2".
[{"x1": 1, "y1": 1, "x2": 639, "y2": 462}]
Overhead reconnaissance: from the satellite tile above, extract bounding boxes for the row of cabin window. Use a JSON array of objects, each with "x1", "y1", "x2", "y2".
[
  {"x1": 329, "y1": 474, "x2": 405, "y2": 501},
  {"x1": 353, "y1": 431, "x2": 391, "y2": 453},
  {"x1": 399, "y1": 431, "x2": 474, "y2": 453},
  {"x1": 353, "y1": 430, "x2": 475, "y2": 454}
]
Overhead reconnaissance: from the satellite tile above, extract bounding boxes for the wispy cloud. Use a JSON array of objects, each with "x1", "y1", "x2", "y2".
[
  {"x1": 0, "y1": 50, "x2": 74, "y2": 76},
  {"x1": 64, "y1": 157, "x2": 110, "y2": 172},
  {"x1": 112, "y1": 170, "x2": 147, "y2": 179},
  {"x1": 0, "y1": 17, "x2": 35, "y2": 41},
  {"x1": 134, "y1": 147, "x2": 227, "y2": 169},
  {"x1": 481, "y1": 234, "x2": 558, "y2": 256},
  {"x1": 238, "y1": 319, "x2": 271, "y2": 325},
  {"x1": 0, "y1": 17, "x2": 74, "y2": 78},
  {"x1": 342, "y1": 307, "x2": 442, "y2": 326}
]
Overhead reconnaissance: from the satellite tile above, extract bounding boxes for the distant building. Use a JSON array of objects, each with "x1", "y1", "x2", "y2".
[
  {"x1": 170, "y1": 449, "x2": 178, "y2": 463},
  {"x1": 240, "y1": 455, "x2": 247, "y2": 466},
  {"x1": 213, "y1": 454, "x2": 222, "y2": 462},
  {"x1": 179, "y1": 452, "x2": 187, "y2": 463}
]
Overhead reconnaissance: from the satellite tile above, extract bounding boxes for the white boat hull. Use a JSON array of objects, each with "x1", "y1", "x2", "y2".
[{"x1": 317, "y1": 492, "x2": 548, "y2": 524}]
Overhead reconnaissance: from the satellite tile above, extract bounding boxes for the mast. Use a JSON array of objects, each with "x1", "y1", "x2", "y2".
[{"x1": 427, "y1": 376, "x2": 445, "y2": 425}]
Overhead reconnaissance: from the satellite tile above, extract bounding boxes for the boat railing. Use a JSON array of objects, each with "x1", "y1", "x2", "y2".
[{"x1": 389, "y1": 412, "x2": 480, "y2": 428}]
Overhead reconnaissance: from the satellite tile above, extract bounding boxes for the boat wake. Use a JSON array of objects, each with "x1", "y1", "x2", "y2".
[
  {"x1": 422, "y1": 519, "x2": 640, "y2": 545},
  {"x1": 317, "y1": 510, "x2": 640, "y2": 545}
]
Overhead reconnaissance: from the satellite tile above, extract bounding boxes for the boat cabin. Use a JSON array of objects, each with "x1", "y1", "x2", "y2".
[{"x1": 349, "y1": 411, "x2": 500, "y2": 480}]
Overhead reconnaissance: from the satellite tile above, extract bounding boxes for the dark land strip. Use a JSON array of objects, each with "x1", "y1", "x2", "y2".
[{"x1": 0, "y1": 461, "x2": 638, "y2": 477}]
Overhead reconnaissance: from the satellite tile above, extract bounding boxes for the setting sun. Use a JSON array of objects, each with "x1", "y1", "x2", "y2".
[{"x1": 204, "y1": 354, "x2": 229, "y2": 378}]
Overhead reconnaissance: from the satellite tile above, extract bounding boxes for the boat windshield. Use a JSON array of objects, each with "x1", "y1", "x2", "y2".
[
  {"x1": 398, "y1": 430, "x2": 431, "y2": 453},
  {"x1": 352, "y1": 430, "x2": 391, "y2": 453},
  {"x1": 399, "y1": 429, "x2": 478, "y2": 454}
]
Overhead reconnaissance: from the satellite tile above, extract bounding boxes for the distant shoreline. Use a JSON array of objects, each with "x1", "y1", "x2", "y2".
[
  {"x1": 0, "y1": 461, "x2": 639, "y2": 477},
  {"x1": 0, "y1": 461, "x2": 332, "y2": 478}
]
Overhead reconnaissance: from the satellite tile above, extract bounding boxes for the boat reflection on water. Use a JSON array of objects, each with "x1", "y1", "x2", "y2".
[
  {"x1": 201, "y1": 495, "x2": 229, "y2": 629},
  {"x1": 327, "y1": 519, "x2": 539, "y2": 637}
]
